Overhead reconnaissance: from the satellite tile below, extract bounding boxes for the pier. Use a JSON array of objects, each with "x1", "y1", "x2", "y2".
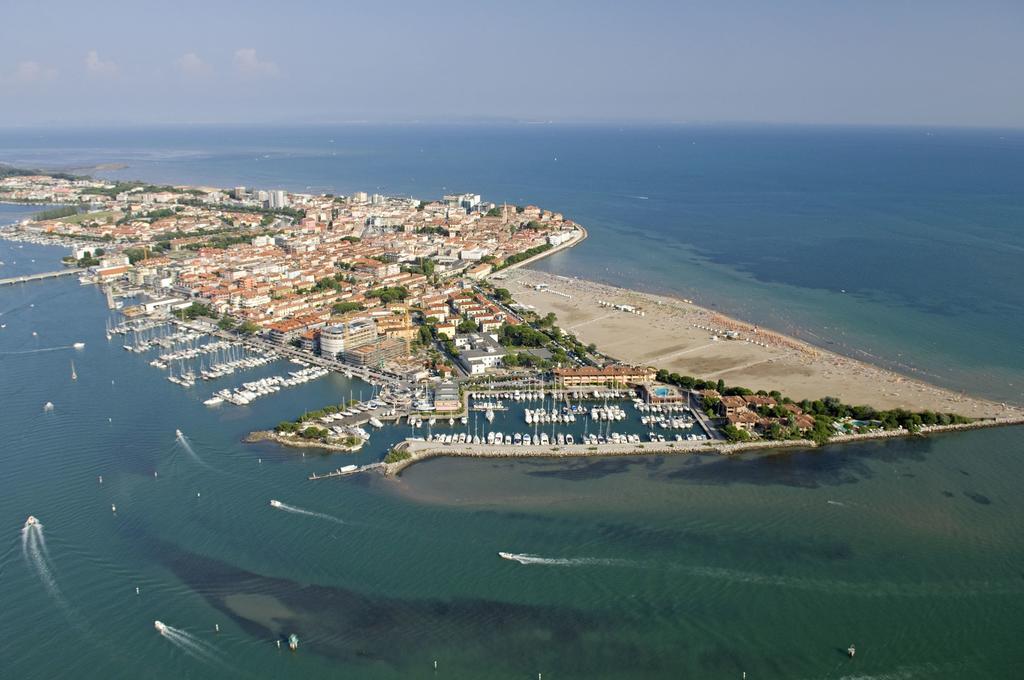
[
  {"x1": 0, "y1": 268, "x2": 84, "y2": 286},
  {"x1": 308, "y1": 462, "x2": 385, "y2": 480}
]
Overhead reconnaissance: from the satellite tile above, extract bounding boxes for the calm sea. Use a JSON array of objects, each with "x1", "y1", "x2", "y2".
[{"x1": 2, "y1": 127, "x2": 1023, "y2": 678}]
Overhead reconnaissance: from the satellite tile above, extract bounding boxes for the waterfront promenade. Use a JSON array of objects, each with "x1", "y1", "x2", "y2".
[{"x1": 170, "y1": 317, "x2": 408, "y2": 390}]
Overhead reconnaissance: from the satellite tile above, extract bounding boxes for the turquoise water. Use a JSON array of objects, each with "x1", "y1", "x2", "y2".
[
  {"x1": 3, "y1": 126, "x2": 1024, "y2": 677},
  {"x1": 2, "y1": 239, "x2": 1023, "y2": 678}
]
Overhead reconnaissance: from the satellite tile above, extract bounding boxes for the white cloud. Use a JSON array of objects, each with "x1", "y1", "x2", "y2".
[
  {"x1": 8, "y1": 61, "x2": 58, "y2": 84},
  {"x1": 85, "y1": 50, "x2": 118, "y2": 78},
  {"x1": 176, "y1": 52, "x2": 211, "y2": 77},
  {"x1": 233, "y1": 48, "x2": 279, "y2": 78}
]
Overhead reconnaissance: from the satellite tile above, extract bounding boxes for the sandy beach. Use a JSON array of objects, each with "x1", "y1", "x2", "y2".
[{"x1": 500, "y1": 269, "x2": 1021, "y2": 420}]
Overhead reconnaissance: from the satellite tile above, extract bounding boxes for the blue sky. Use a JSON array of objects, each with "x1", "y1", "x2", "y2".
[{"x1": 1, "y1": 0, "x2": 1022, "y2": 127}]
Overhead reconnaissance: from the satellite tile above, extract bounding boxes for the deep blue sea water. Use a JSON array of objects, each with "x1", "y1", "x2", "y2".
[{"x1": 2, "y1": 126, "x2": 1024, "y2": 678}]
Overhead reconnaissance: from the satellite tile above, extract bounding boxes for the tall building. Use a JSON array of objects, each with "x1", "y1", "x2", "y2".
[
  {"x1": 233, "y1": 186, "x2": 246, "y2": 200},
  {"x1": 318, "y1": 318, "x2": 378, "y2": 358},
  {"x1": 268, "y1": 190, "x2": 288, "y2": 209},
  {"x1": 318, "y1": 325, "x2": 348, "y2": 357}
]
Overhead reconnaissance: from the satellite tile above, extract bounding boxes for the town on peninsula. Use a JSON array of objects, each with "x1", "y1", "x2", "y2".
[{"x1": 3, "y1": 165, "x2": 1021, "y2": 478}]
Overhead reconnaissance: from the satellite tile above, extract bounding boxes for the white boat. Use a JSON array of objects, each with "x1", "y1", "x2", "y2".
[
  {"x1": 203, "y1": 396, "x2": 224, "y2": 406},
  {"x1": 175, "y1": 429, "x2": 183, "y2": 438},
  {"x1": 73, "y1": 342, "x2": 85, "y2": 349},
  {"x1": 154, "y1": 620, "x2": 168, "y2": 635},
  {"x1": 269, "y1": 499, "x2": 283, "y2": 508},
  {"x1": 368, "y1": 417, "x2": 384, "y2": 428},
  {"x1": 497, "y1": 552, "x2": 533, "y2": 564},
  {"x1": 25, "y1": 515, "x2": 39, "y2": 527},
  {"x1": 339, "y1": 464, "x2": 358, "y2": 474}
]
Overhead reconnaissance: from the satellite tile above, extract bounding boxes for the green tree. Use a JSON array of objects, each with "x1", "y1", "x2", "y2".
[
  {"x1": 722, "y1": 425, "x2": 750, "y2": 442},
  {"x1": 332, "y1": 301, "x2": 364, "y2": 315}
]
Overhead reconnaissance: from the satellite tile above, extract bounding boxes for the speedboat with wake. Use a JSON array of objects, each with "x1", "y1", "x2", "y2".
[
  {"x1": 269, "y1": 499, "x2": 283, "y2": 508},
  {"x1": 25, "y1": 515, "x2": 39, "y2": 527},
  {"x1": 154, "y1": 620, "x2": 168, "y2": 635}
]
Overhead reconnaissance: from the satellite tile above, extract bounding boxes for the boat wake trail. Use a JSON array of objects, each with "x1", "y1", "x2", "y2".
[
  {"x1": 21, "y1": 520, "x2": 64, "y2": 604},
  {"x1": 0, "y1": 345, "x2": 77, "y2": 355},
  {"x1": 498, "y1": 552, "x2": 636, "y2": 567},
  {"x1": 175, "y1": 431, "x2": 216, "y2": 472},
  {"x1": 157, "y1": 623, "x2": 226, "y2": 668},
  {"x1": 270, "y1": 500, "x2": 346, "y2": 525}
]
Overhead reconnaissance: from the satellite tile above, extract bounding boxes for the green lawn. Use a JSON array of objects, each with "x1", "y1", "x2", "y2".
[{"x1": 60, "y1": 210, "x2": 120, "y2": 224}]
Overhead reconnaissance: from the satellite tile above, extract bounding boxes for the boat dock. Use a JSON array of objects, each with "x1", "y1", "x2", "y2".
[
  {"x1": 308, "y1": 462, "x2": 384, "y2": 481},
  {"x1": 0, "y1": 268, "x2": 85, "y2": 286}
]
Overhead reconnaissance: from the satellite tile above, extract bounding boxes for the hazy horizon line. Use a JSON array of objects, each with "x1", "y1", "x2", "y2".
[{"x1": 1, "y1": 118, "x2": 1022, "y2": 133}]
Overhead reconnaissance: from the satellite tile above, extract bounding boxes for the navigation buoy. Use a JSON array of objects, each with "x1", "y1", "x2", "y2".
[{"x1": 111, "y1": 504, "x2": 117, "y2": 513}]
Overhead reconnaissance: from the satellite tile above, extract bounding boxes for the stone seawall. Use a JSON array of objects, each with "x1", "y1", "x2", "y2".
[{"x1": 382, "y1": 417, "x2": 1024, "y2": 476}]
